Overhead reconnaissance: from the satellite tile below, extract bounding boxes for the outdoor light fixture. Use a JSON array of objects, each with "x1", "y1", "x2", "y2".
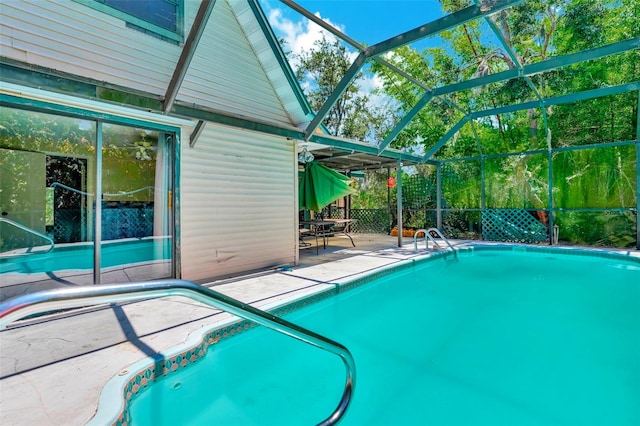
[{"x1": 298, "y1": 146, "x2": 314, "y2": 163}]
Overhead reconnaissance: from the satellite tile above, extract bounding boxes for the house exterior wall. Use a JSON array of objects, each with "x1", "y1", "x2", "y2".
[
  {"x1": 1, "y1": 0, "x2": 305, "y2": 283},
  {"x1": 1, "y1": 0, "x2": 180, "y2": 94},
  {"x1": 180, "y1": 123, "x2": 298, "y2": 281}
]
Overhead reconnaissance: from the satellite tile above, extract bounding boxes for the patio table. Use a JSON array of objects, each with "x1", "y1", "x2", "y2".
[{"x1": 300, "y1": 219, "x2": 356, "y2": 254}]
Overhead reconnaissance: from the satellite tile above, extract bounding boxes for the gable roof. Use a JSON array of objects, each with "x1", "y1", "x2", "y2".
[
  {"x1": 0, "y1": 0, "x2": 309, "y2": 127},
  {"x1": 166, "y1": 0, "x2": 314, "y2": 127},
  {"x1": 231, "y1": 0, "x2": 314, "y2": 122}
]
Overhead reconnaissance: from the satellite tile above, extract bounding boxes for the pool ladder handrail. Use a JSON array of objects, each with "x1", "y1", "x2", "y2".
[
  {"x1": 414, "y1": 227, "x2": 457, "y2": 257},
  {"x1": 0, "y1": 279, "x2": 355, "y2": 426},
  {"x1": 0, "y1": 217, "x2": 55, "y2": 256}
]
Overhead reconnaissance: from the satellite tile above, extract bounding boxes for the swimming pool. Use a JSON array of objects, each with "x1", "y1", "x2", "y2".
[
  {"x1": 0, "y1": 237, "x2": 171, "y2": 274},
  {"x1": 110, "y1": 247, "x2": 640, "y2": 425}
]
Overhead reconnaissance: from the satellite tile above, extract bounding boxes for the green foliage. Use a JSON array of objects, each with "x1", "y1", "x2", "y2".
[
  {"x1": 556, "y1": 0, "x2": 606, "y2": 51},
  {"x1": 280, "y1": 1, "x2": 637, "y2": 247},
  {"x1": 294, "y1": 36, "x2": 388, "y2": 141},
  {"x1": 0, "y1": 108, "x2": 95, "y2": 155},
  {"x1": 442, "y1": 161, "x2": 482, "y2": 208},
  {"x1": 0, "y1": 107, "x2": 159, "y2": 204},
  {"x1": 374, "y1": 0, "x2": 638, "y2": 156},
  {"x1": 485, "y1": 154, "x2": 548, "y2": 208},
  {"x1": 361, "y1": 0, "x2": 638, "y2": 247},
  {"x1": 553, "y1": 146, "x2": 636, "y2": 209},
  {"x1": 351, "y1": 169, "x2": 392, "y2": 209},
  {"x1": 556, "y1": 210, "x2": 636, "y2": 247}
]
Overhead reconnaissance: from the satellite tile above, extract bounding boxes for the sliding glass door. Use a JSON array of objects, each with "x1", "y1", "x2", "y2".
[{"x1": 0, "y1": 105, "x2": 176, "y2": 300}]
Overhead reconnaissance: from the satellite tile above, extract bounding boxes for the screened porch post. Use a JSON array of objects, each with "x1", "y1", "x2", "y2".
[
  {"x1": 436, "y1": 162, "x2": 442, "y2": 230},
  {"x1": 94, "y1": 122, "x2": 103, "y2": 285},
  {"x1": 396, "y1": 164, "x2": 403, "y2": 247},
  {"x1": 481, "y1": 157, "x2": 485, "y2": 241},
  {"x1": 636, "y1": 90, "x2": 639, "y2": 249},
  {"x1": 547, "y1": 129, "x2": 555, "y2": 246},
  {"x1": 387, "y1": 167, "x2": 391, "y2": 232}
]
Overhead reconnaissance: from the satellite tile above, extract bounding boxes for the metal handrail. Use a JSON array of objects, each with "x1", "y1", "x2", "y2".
[
  {"x1": 51, "y1": 182, "x2": 155, "y2": 197},
  {"x1": 414, "y1": 227, "x2": 457, "y2": 257},
  {"x1": 0, "y1": 279, "x2": 355, "y2": 426},
  {"x1": 0, "y1": 217, "x2": 55, "y2": 255}
]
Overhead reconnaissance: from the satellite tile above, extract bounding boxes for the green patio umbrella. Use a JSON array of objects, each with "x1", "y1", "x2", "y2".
[{"x1": 299, "y1": 161, "x2": 355, "y2": 212}]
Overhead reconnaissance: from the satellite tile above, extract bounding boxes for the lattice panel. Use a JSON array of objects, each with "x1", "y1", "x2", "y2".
[
  {"x1": 482, "y1": 209, "x2": 548, "y2": 243},
  {"x1": 102, "y1": 207, "x2": 153, "y2": 240},
  {"x1": 402, "y1": 174, "x2": 434, "y2": 209},
  {"x1": 349, "y1": 209, "x2": 391, "y2": 233},
  {"x1": 50, "y1": 204, "x2": 154, "y2": 243},
  {"x1": 323, "y1": 206, "x2": 346, "y2": 219},
  {"x1": 52, "y1": 209, "x2": 84, "y2": 243}
]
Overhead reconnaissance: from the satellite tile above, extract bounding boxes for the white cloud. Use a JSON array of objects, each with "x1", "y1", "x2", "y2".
[
  {"x1": 266, "y1": 4, "x2": 381, "y2": 92},
  {"x1": 267, "y1": 7, "x2": 347, "y2": 68},
  {"x1": 299, "y1": 79, "x2": 312, "y2": 93},
  {"x1": 358, "y1": 72, "x2": 383, "y2": 93},
  {"x1": 358, "y1": 72, "x2": 398, "y2": 112}
]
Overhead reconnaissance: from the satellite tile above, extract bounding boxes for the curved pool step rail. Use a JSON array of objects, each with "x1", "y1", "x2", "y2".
[
  {"x1": 414, "y1": 228, "x2": 457, "y2": 258},
  {"x1": 0, "y1": 279, "x2": 356, "y2": 426},
  {"x1": 0, "y1": 217, "x2": 55, "y2": 257}
]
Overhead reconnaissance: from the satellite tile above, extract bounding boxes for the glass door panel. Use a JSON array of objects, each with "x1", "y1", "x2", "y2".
[
  {"x1": 0, "y1": 108, "x2": 96, "y2": 300},
  {"x1": 0, "y1": 148, "x2": 47, "y2": 252},
  {"x1": 99, "y1": 123, "x2": 173, "y2": 282}
]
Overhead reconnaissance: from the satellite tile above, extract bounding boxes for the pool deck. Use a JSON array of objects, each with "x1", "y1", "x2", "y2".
[{"x1": 1, "y1": 235, "x2": 638, "y2": 425}]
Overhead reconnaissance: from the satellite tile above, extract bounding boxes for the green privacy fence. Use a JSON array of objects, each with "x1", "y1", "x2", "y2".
[
  {"x1": 349, "y1": 140, "x2": 637, "y2": 248},
  {"x1": 435, "y1": 143, "x2": 637, "y2": 248},
  {"x1": 482, "y1": 209, "x2": 548, "y2": 243},
  {"x1": 349, "y1": 209, "x2": 392, "y2": 234}
]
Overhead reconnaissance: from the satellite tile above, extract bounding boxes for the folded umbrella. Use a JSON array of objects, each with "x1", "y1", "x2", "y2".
[{"x1": 299, "y1": 161, "x2": 355, "y2": 212}]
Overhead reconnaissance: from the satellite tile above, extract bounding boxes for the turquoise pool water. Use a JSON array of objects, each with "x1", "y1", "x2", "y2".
[
  {"x1": 129, "y1": 249, "x2": 640, "y2": 425},
  {"x1": 0, "y1": 238, "x2": 171, "y2": 274}
]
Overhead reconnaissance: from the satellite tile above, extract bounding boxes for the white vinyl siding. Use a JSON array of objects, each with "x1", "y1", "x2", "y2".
[
  {"x1": 0, "y1": 0, "x2": 179, "y2": 93},
  {"x1": 179, "y1": 0, "x2": 291, "y2": 123},
  {"x1": 180, "y1": 123, "x2": 297, "y2": 281},
  {"x1": 229, "y1": 0, "x2": 308, "y2": 126}
]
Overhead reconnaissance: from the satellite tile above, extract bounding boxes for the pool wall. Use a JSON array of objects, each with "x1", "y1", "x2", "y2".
[{"x1": 91, "y1": 245, "x2": 640, "y2": 426}]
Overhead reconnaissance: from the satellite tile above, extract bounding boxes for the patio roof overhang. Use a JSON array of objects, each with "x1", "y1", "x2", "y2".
[{"x1": 301, "y1": 144, "x2": 423, "y2": 173}]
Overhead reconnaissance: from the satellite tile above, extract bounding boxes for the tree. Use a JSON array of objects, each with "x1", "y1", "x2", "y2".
[
  {"x1": 368, "y1": 0, "x2": 638, "y2": 245},
  {"x1": 290, "y1": 35, "x2": 402, "y2": 211},
  {"x1": 294, "y1": 36, "x2": 390, "y2": 142}
]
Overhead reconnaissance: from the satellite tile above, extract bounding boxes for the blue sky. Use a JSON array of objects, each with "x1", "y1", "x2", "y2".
[
  {"x1": 257, "y1": 0, "x2": 452, "y2": 95},
  {"x1": 262, "y1": 0, "x2": 446, "y2": 45},
  {"x1": 258, "y1": 1, "x2": 448, "y2": 56}
]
